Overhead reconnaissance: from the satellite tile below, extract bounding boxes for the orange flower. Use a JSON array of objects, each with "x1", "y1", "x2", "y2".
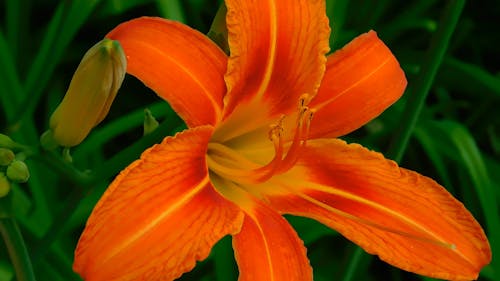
[{"x1": 73, "y1": 1, "x2": 491, "y2": 280}]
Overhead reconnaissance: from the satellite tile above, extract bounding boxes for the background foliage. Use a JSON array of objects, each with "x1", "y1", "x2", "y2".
[{"x1": 0, "y1": 0, "x2": 499, "y2": 280}]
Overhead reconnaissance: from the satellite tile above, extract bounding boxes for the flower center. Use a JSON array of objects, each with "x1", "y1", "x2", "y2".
[{"x1": 207, "y1": 94, "x2": 314, "y2": 185}]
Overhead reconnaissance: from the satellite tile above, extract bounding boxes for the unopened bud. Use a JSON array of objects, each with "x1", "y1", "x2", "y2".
[
  {"x1": 0, "y1": 173, "x2": 10, "y2": 197},
  {"x1": 0, "y1": 148, "x2": 15, "y2": 166},
  {"x1": 143, "y1": 109, "x2": 159, "y2": 135},
  {"x1": 62, "y1": 148, "x2": 73, "y2": 163},
  {"x1": 0, "y1": 134, "x2": 17, "y2": 149},
  {"x1": 49, "y1": 38, "x2": 127, "y2": 147},
  {"x1": 40, "y1": 130, "x2": 59, "y2": 151},
  {"x1": 6, "y1": 160, "x2": 30, "y2": 183}
]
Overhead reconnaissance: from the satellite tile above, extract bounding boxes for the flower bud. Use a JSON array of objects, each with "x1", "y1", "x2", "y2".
[
  {"x1": 49, "y1": 38, "x2": 127, "y2": 147},
  {"x1": 40, "y1": 130, "x2": 59, "y2": 151},
  {"x1": 0, "y1": 172, "x2": 10, "y2": 198},
  {"x1": 143, "y1": 109, "x2": 159, "y2": 135},
  {"x1": 6, "y1": 160, "x2": 30, "y2": 183},
  {"x1": 0, "y1": 148, "x2": 15, "y2": 166},
  {"x1": 0, "y1": 134, "x2": 17, "y2": 149}
]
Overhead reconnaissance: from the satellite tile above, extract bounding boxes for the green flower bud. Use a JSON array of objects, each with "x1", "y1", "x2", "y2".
[
  {"x1": 0, "y1": 148, "x2": 15, "y2": 166},
  {"x1": 49, "y1": 38, "x2": 127, "y2": 147},
  {"x1": 62, "y1": 147, "x2": 73, "y2": 163},
  {"x1": 143, "y1": 109, "x2": 159, "y2": 135},
  {"x1": 0, "y1": 134, "x2": 17, "y2": 149},
  {"x1": 6, "y1": 160, "x2": 30, "y2": 183},
  {"x1": 40, "y1": 130, "x2": 60, "y2": 151},
  {"x1": 0, "y1": 172, "x2": 11, "y2": 198}
]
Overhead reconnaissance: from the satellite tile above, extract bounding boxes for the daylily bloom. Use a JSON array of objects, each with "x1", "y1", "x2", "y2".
[{"x1": 73, "y1": 1, "x2": 491, "y2": 281}]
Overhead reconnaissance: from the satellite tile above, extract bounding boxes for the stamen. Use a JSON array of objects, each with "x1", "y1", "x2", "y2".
[
  {"x1": 276, "y1": 99, "x2": 314, "y2": 174},
  {"x1": 299, "y1": 93, "x2": 312, "y2": 108},
  {"x1": 268, "y1": 115, "x2": 285, "y2": 140},
  {"x1": 301, "y1": 109, "x2": 315, "y2": 148},
  {"x1": 207, "y1": 117, "x2": 285, "y2": 184},
  {"x1": 207, "y1": 94, "x2": 315, "y2": 184}
]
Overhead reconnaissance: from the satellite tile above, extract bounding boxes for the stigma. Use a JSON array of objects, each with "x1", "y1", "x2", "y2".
[{"x1": 207, "y1": 94, "x2": 315, "y2": 185}]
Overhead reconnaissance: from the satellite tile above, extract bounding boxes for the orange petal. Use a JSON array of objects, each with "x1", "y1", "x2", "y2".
[
  {"x1": 106, "y1": 17, "x2": 227, "y2": 127},
  {"x1": 228, "y1": 189, "x2": 312, "y2": 281},
  {"x1": 217, "y1": 0, "x2": 330, "y2": 139},
  {"x1": 73, "y1": 126, "x2": 244, "y2": 281},
  {"x1": 309, "y1": 31, "x2": 407, "y2": 138},
  {"x1": 265, "y1": 139, "x2": 491, "y2": 280}
]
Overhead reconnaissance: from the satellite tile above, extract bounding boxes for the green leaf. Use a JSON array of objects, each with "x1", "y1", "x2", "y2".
[
  {"x1": 96, "y1": 0, "x2": 155, "y2": 17},
  {"x1": 432, "y1": 120, "x2": 500, "y2": 279},
  {"x1": 156, "y1": 0, "x2": 186, "y2": 22},
  {"x1": 0, "y1": 218, "x2": 36, "y2": 281},
  {"x1": 286, "y1": 215, "x2": 337, "y2": 245},
  {"x1": 438, "y1": 57, "x2": 500, "y2": 99}
]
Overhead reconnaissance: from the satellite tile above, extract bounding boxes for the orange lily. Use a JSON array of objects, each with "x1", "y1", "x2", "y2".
[{"x1": 73, "y1": 1, "x2": 491, "y2": 281}]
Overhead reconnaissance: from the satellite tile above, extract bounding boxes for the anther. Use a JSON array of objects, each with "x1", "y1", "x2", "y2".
[
  {"x1": 299, "y1": 93, "x2": 312, "y2": 108},
  {"x1": 308, "y1": 108, "x2": 316, "y2": 121},
  {"x1": 268, "y1": 115, "x2": 285, "y2": 141}
]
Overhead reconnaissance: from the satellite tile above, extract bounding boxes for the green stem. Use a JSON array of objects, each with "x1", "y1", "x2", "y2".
[
  {"x1": 32, "y1": 150, "x2": 91, "y2": 184},
  {"x1": 386, "y1": 0, "x2": 465, "y2": 162},
  {"x1": 343, "y1": 0, "x2": 465, "y2": 280},
  {"x1": 0, "y1": 218, "x2": 37, "y2": 281}
]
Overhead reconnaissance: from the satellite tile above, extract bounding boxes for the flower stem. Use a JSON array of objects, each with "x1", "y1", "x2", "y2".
[{"x1": 0, "y1": 218, "x2": 37, "y2": 281}]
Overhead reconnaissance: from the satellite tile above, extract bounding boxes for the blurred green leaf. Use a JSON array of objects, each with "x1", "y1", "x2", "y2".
[
  {"x1": 213, "y1": 236, "x2": 237, "y2": 281},
  {"x1": 0, "y1": 31, "x2": 22, "y2": 114},
  {"x1": 413, "y1": 125, "x2": 454, "y2": 190},
  {"x1": 96, "y1": 0, "x2": 155, "y2": 17},
  {"x1": 287, "y1": 215, "x2": 337, "y2": 245},
  {"x1": 156, "y1": 0, "x2": 186, "y2": 22},
  {"x1": 438, "y1": 57, "x2": 500, "y2": 99},
  {"x1": 9, "y1": 0, "x2": 104, "y2": 128},
  {"x1": 428, "y1": 120, "x2": 500, "y2": 279}
]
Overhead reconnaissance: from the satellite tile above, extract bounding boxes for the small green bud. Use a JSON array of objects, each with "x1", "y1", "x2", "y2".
[
  {"x1": 40, "y1": 130, "x2": 60, "y2": 150},
  {"x1": 0, "y1": 172, "x2": 11, "y2": 198},
  {"x1": 143, "y1": 109, "x2": 159, "y2": 135},
  {"x1": 0, "y1": 148, "x2": 15, "y2": 166},
  {"x1": 0, "y1": 134, "x2": 17, "y2": 149},
  {"x1": 49, "y1": 38, "x2": 127, "y2": 147},
  {"x1": 62, "y1": 147, "x2": 73, "y2": 163},
  {"x1": 6, "y1": 160, "x2": 30, "y2": 183}
]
